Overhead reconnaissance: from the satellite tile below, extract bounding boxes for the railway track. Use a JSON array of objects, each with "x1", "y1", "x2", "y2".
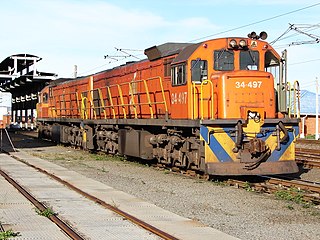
[
  {"x1": 5, "y1": 131, "x2": 320, "y2": 207},
  {"x1": 1, "y1": 153, "x2": 179, "y2": 240},
  {"x1": 296, "y1": 139, "x2": 320, "y2": 169},
  {"x1": 227, "y1": 176, "x2": 320, "y2": 205},
  {"x1": 0, "y1": 167, "x2": 84, "y2": 240},
  {"x1": 156, "y1": 164, "x2": 320, "y2": 205}
]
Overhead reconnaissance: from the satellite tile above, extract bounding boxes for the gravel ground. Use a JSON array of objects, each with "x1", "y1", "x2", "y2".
[{"x1": 8, "y1": 134, "x2": 320, "y2": 240}]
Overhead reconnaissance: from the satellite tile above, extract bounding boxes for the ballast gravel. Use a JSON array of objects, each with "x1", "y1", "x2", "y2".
[{"x1": 14, "y1": 136, "x2": 320, "y2": 240}]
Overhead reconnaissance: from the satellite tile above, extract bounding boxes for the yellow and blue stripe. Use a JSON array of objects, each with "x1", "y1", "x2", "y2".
[{"x1": 200, "y1": 124, "x2": 299, "y2": 163}]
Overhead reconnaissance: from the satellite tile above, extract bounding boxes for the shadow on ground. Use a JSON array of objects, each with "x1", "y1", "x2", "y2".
[{"x1": 0, "y1": 129, "x2": 56, "y2": 152}]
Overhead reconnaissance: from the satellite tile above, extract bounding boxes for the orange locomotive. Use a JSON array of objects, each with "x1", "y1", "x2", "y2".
[{"x1": 37, "y1": 32, "x2": 300, "y2": 175}]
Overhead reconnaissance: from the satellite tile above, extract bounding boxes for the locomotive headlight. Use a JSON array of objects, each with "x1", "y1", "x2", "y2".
[
  {"x1": 229, "y1": 39, "x2": 237, "y2": 48},
  {"x1": 239, "y1": 39, "x2": 247, "y2": 48}
]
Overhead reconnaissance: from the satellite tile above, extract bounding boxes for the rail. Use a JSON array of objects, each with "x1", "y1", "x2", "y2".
[
  {"x1": 6, "y1": 152, "x2": 179, "y2": 240},
  {"x1": 0, "y1": 168, "x2": 84, "y2": 240}
]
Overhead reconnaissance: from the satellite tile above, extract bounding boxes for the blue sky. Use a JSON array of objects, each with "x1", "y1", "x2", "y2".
[{"x1": 0, "y1": 0, "x2": 320, "y2": 94}]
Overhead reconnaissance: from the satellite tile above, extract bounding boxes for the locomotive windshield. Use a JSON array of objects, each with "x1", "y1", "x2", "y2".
[
  {"x1": 240, "y1": 51, "x2": 259, "y2": 70},
  {"x1": 214, "y1": 49, "x2": 234, "y2": 71}
]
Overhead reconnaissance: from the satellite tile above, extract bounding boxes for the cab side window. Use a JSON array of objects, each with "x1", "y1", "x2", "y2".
[
  {"x1": 171, "y1": 64, "x2": 186, "y2": 86},
  {"x1": 214, "y1": 50, "x2": 234, "y2": 71},
  {"x1": 191, "y1": 59, "x2": 208, "y2": 83},
  {"x1": 42, "y1": 93, "x2": 48, "y2": 103}
]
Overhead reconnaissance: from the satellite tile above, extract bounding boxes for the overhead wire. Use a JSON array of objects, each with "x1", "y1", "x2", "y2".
[
  {"x1": 189, "y1": 2, "x2": 320, "y2": 43},
  {"x1": 271, "y1": 23, "x2": 320, "y2": 47},
  {"x1": 79, "y1": 2, "x2": 320, "y2": 76}
]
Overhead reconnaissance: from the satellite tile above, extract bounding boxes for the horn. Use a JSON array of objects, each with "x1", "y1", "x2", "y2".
[{"x1": 259, "y1": 31, "x2": 268, "y2": 40}]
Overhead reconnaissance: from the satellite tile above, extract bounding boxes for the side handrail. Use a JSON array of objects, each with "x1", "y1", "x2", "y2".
[
  {"x1": 143, "y1": 79, "x2": 154, "y2": 119},
  {"x1": 99, "y1": 76, "x2": 167, "y2": 119},
  {"x1": 107, "y1": 86, "x2": 116, "y2": 119},
  {"x1": 97, "y1": 88, "x2": 107, "y2": 119},
  {"x1": 76, "y1": 92, "x2": 81, "y2": 117},
  {"x1": 128, "y1": 82, "x2": 138, "y2": 118},
  {"x1": 89, "y1": 90, "x2": 97, "y2": 120},
  {"x1": 81, "y1": 95, "x2": 88, "y2": 119},
  {"x1": 191, "y1": 82, "x2": 197, "y2": 119},
  {"x1": 287, "y1": 82, "x2": 291, "y2": 117},
  {"x1": 117, "y1": 84, "x2": 127, "y2": 119},
  {"x1": 50, "y1": 92, "x2": 80, "y2": 118},
  {"x1": 200, "y1": 80, "x2": 214, "y2": 120}
]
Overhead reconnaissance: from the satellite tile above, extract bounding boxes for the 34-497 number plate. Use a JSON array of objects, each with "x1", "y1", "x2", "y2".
[{"x1": 235, "y1": 81, "x2": 262, "y2": 88}]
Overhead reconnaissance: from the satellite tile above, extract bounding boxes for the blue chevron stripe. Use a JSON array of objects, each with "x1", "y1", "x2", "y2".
[
  {"x1": 200, "y1": 126, "x2": 232, "y2": 163},
  {"x1": 267, "y1": 125, "x2": 299, "y2": 162}
]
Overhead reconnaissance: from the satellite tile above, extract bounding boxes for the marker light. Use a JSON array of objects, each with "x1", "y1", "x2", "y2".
[
  {"x1": 229, "y1": 39, "x2": 237, "y2": 48},
  {"x1": 239, "y1": 39, "x2": 247, "y2": 48}
]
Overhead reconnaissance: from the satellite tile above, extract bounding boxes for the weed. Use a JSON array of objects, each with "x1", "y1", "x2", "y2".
[
  {"x1": 286, "y1": 204, "x2": 294, "y2": 210},
  {"x1": 54, "y1": 155, "x2": 66, "y2": 161},
  {"x1": 94, "y1": 155, "x2": 106, "y2": 161},
  {"x1": 274, "y1": 188, "x2": 304, "y2": 204},
  {"x1": 111, "y1": 199, "x2": 120, "y2": 209},
  {"x1": 0, "y1": 229, "x2": 19, "y2": 239},
  {"x1": 244, "y1": 181, "x2": 255, "y2": 192},
  {"x1": 164, "y1": 170, "x2": 170, "y2": 174},
  {"x1": 36, "y1": 207, "x2": 55, "y2": 218},
  {"x1": 211, "y1": 179, "x2": 227, "y2": 186}
]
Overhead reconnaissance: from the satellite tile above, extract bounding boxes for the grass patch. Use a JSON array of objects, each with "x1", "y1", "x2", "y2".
[
  {"x1": 286, "y1": 204, "x2": 294, "y2": 210},
  {"x1": 0, "y1": 229, "x2": 19, "y2": 239},
  {"x1": 244, "y1": 181, "x2": 255, "y2": 192},
  {"x1": 35, "y1": 207, "x2": 55, "y2": 218},
  {"x1": 274, "y1": 188, "x2": 304, "y2": 204},
  {"x1": 275, "y1": 188, "x2": 317, "y2": 210},
  {"x1": 305, "y1": 134, "x2": 315, "y2": 140},
  {"x1": 94, "y1": 154, "x2": 108, "y2": 161}
]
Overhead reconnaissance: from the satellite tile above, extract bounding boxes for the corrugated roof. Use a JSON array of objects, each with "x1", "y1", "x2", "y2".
[
  {"x1": 0, "y1": 54, "x2": 41, "y2": 72},
  {"x1": 298, "y1": 90, "x2": 320, "y2": 115}
]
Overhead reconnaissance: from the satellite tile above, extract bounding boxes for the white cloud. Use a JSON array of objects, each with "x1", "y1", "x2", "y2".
[
  {"x1": 0, "y1": 0, "x2": 319, "y2": 92},
  {"x1": 0, "y1": 0, "x2": 221, "y2": 78}
]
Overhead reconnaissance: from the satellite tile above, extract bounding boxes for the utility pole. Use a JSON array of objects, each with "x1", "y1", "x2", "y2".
[
  {"x1": 74, "y1": 65, "x2": 78, "y2": 78},
  {"x1": 316, "y1": 77, "x2": 319, "y2": 140}
]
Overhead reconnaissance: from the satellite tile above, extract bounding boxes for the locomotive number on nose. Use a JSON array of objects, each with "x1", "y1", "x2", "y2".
[
  {"x1": 171, "y1": 92, "x2": 188, "y2": 104},
  {"x1": 235, "y1": 81, "x2": 262, "y2": 89}
]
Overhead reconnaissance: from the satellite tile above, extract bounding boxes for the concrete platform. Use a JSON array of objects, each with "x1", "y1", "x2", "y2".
[
  {"x1": 0, "y1": 172, "x2": 70, "y2": 239},
  {"x1": 0, "y1": 151, "x2": 239, "y2": 240}
]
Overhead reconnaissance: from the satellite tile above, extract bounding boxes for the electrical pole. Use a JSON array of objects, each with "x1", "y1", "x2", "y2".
[
  {"x1": 316, "y1": 77, "x2": 319, "y2": 140},
  {"x1": 74, "y1": 65, "x2": 78, "y2": 78}
]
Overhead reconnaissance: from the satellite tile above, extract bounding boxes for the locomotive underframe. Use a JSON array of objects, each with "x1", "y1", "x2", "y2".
[{"x1": 37, "y1": 117, "x2": 300, "y2": 175}]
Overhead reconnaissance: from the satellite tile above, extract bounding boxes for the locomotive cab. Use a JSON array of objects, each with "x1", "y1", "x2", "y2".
[{"x1": 177, "y1": 33, "x2": 299, "y2": 175}]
